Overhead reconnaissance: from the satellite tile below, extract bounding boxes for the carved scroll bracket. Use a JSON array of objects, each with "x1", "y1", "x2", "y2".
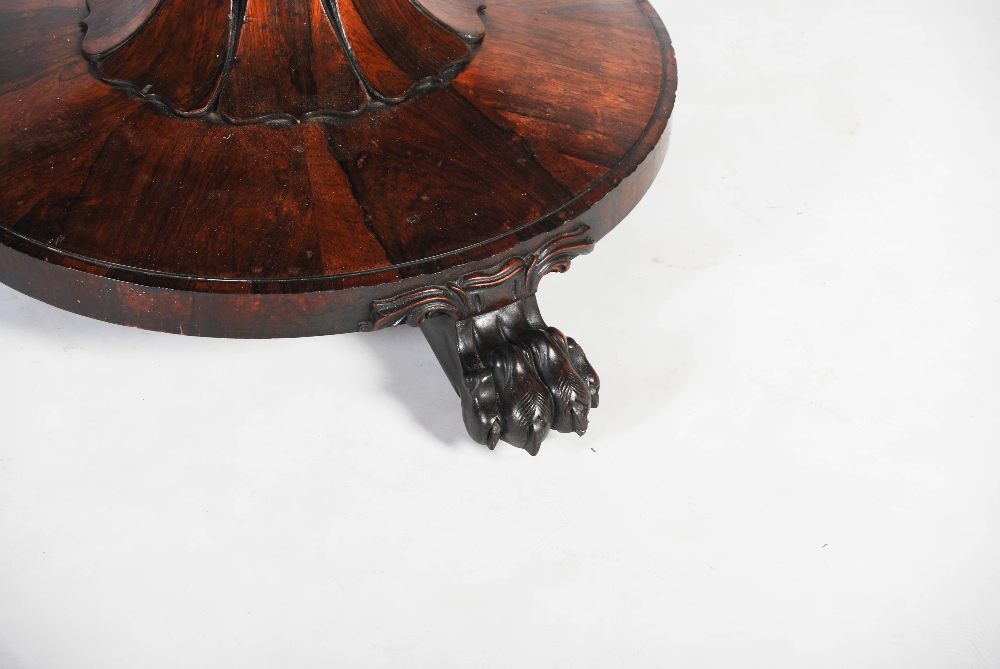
[{"x1": 359, "y1": 225, "x2": 594, "y2": 332}]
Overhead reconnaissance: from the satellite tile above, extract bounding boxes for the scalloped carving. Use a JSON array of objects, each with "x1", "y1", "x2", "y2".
[
  {"x1": 82, "y1": 0, "x2": 484, "y2": 124},
  {"x1": 359, "y1": 226, "x2": 596, "y2": 332}
]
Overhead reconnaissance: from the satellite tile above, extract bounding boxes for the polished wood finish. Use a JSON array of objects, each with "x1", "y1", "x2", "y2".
[{"x1": 0, "y1": 0, "x2": 676, "y2": 338}]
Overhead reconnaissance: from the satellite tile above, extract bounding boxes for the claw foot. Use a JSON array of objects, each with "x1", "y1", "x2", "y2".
[{"x1": 421, "y1": 296, "x2": 600, "y2": 455}]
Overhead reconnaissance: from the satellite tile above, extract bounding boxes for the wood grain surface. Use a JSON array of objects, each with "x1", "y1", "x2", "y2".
[{"x1": 0, "y1": 0, "x2": 677, "y2": 337}]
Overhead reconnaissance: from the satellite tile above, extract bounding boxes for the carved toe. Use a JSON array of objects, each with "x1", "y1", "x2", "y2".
[
  {"x1": 461, "y1": 368, "x2": 504, "y2": 449},
  {"x1": 562, "y1": 333, "x2": 601, "y2": 409},
  {"x1": 519, "y1": 330, "x2": 592, "y2": 436},
  {"x1": 488, "y1": 344, "x2": 554, "y2": 453}
]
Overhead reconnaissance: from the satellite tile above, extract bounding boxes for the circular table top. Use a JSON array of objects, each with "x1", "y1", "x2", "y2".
[{"x1": 0, "y1": 0, "x2": 676, "y2": 337}]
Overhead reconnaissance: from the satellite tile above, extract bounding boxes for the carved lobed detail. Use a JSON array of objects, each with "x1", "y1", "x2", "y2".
[
  {"x1": 420, "y1": 295, "x2": 600, "y2": 455},
  {"x1": 359, "y1": 225, "x2": 595, "y2": 332},
  {"x1": 82, "y1": 0, "x2": 484, "y2": 124}
]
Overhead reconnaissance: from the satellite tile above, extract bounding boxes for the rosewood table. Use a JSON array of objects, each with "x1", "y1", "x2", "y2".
[{"x1": 0, "y1": 0, "x2": 677, "y2": 454}]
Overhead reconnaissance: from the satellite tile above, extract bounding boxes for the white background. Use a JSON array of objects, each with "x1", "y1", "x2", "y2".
[{"x1": 2, "y1": 0, "x2": 999, "y2": 666}]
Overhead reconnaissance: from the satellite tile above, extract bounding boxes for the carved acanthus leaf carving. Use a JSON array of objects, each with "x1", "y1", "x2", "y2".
[
  {"x1": 420, "y1": 295, "x2": 601, "y2": 455},
  {"x1": 360, "y1": 225, "x2": 595, "y2": 332}
]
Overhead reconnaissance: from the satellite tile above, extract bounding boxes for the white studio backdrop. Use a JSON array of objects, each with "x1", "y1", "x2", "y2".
[{"x1": 1, "y1": 0, "x2": 998, "y2": 667}]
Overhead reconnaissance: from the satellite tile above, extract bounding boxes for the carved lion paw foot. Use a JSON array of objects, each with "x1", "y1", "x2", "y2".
[{"x1": 421, "y1": 296, "x2": 600, "y2": 455}]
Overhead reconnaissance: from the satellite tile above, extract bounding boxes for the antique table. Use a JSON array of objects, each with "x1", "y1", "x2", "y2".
[{"x1": 0, "y1": 0, "x2": 677, "y2": 454}]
